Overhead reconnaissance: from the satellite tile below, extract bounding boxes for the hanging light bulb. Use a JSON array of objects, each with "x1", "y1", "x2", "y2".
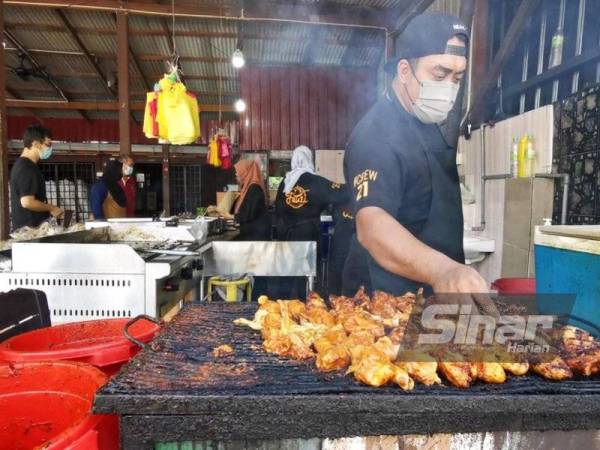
[
  {"x1": 234, "y1": 99, "x2": 247, "y2": 113},
  {"x1": 231, "y1": 49, "x2": 245, "y2": 69}
]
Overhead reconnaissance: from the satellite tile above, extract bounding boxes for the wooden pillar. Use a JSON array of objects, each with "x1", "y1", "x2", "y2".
[
  {"x1": 470, "y1": 0, "x2": 490, "y2": 101},
  {"x1": 162, "y1": 144, "x2": 170, "y2": 216},
  {"x1": 0, "y1": 2, "x2": 10, "y2": 239},
  {"x1": 116, "y1": 11, "x2": 131, "y2": 156}
]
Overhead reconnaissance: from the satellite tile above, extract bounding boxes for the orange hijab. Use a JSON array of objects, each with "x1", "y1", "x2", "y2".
[{"x1": 234, "y1": 160, "x2": 267, "y2": 214}]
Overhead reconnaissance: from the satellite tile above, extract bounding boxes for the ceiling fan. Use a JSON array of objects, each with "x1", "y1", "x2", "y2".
[{"x1": 8, "y1": 53, "x2": 48, "y2": 81}]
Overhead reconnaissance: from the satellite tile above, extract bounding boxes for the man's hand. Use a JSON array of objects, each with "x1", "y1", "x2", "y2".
[
  {"x1": 431, "y1": 262, "x2": 500, "y2": 318},
  {"x1": 49, "y1": 205, "x2": 63, "y2": 218}
]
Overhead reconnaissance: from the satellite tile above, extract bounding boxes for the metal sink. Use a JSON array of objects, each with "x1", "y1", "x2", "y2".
[{"x1": 464, "y1": 234, "x2": 495, "y2": 264}]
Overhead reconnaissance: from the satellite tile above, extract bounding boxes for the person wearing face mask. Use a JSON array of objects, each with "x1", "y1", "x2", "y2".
[
  {"x1": 89, "y1": 159, "x2": 127, "y2": 220},
  {"x1": 118, "y1": 155, "x2": 137, "y2": 217},
  {"x1": 9, "y1": 124, "x2": 63, "y2": 230},
  {"x1": 343, "y1": 13, "x2": 498, "y2": 316}
]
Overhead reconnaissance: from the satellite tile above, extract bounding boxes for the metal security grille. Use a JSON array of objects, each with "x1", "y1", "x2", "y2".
[
  {"x1": 170, "y1": 165, "x2": 202, "y2": 215},
  {"x1": 38, "y1": 162, "x2": 96, "y2": 222}
]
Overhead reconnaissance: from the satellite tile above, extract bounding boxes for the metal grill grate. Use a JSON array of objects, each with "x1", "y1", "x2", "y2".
[
  {"x1": 170, "y1": 165, "x2": 202, "y2": 215},
  {"x1": 38, "y1": 162, "x2": 96, "y2": 222},
  {"x1": 101, "y1": 303, "x2": 600, "y2": 398}
]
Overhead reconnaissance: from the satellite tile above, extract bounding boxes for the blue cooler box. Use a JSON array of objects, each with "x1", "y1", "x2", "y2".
[{"x1": 535, "y1": 225, "x2": 600, "y2": 336}]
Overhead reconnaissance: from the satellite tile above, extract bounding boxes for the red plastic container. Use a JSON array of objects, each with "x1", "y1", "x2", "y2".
[
  {"x1": 0, "y1": 317, "x2": 160, "y2": 376},
  {"x1": 491, "y1": 278, "x2": 536, "y2": 295},
  {"x1": 0, "y1": 361, "x2": 118, "y2": 450}
]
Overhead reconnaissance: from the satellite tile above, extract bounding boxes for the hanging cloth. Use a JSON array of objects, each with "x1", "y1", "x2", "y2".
[
  {"x1": 218, "y1": 135, "x2": 232, "y2": 170},
  {"x1": 143, "y1": 92, "x2": 160, "y2": 139},
  {"x1": 156, "y1": 76, "x2": 200, "y2": 145}
]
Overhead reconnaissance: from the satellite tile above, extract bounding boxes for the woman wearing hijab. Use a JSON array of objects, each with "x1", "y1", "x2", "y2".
[
  {"x1": 90, "y1": 159, "x2": 127, "y2": 220},
  {"x1": 275, "y1": 145, "x2": 348, "y2": 242},
  {"x1": 212, "y1": 159, "x2": 271, "y2": 241}
]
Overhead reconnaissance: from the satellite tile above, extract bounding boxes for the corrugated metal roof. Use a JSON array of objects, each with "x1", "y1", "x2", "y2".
[
  {"x1": 129, "y1": 15, "x2": 164, "y2": 31},
  {"x1": 86, "y1": 111, "x2": 120, "y2": 120},
  {"x1": 63, "y1": 10, "x2": 115, "y2": 30},
  {"x1": 78, "y1": 34, "x2": 117, "y2": 55},
  {"x1": 4, "y1": 2, "x2": 387, "y2": 111},
  {"x1": 314, "y1": 44, "x2": 347, "y2": 65},
  {"x1": 6, "y1": 29, "x2": 79, "y2": 53},
  {"x1": 427, "y1": 0, "x2": 461, "y2": 16},
  {"x1": 5, "y1": 6, "x2": 62, "y2": 26},
  {"x1": 129, "y1": 35, "x2": 173, "y2": 57}
]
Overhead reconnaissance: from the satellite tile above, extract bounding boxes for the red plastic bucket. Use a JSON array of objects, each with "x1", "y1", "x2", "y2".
[
  {"x1": 0, "y1": 317, "x2": 160, "y2": 376},
  {"x1": 0, "y1": 361, "x2": 118, "y2": 450},
  {"x1": 491, "y1": 278, "x2": 536, "y2": 295}
]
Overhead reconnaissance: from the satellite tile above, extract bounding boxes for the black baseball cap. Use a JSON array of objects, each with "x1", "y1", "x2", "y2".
[{"x1": 384, "y1": 12, "x2": 470, "y2": 76}]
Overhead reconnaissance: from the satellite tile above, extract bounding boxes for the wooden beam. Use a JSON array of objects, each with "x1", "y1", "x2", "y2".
[
  {"x1": 5, "y1": 86, "x2": 45, "y2": 122},
  {"x1": 54, "y1": 9, "x2": 114, "y2": 97},
  {"x1": 117, "y1": 11, "x2": 131, "y2": 155},
  {"x1": 0, "y1": 2, "x2": 9, "y2": 239},
  {"x1": 162, "y1": 144, "x2": 170, "y2": 216},
  {"x1": 468, "y1": 0, "x2": 489, "y2": 107},
  {"x1": 6, "y1": 100, "x2": 236, "y2": 113},
  {"x1": 5, "y1": 0, "x2": 387, "y2": 29},
  {"x1": 9, "y1": 87, "x2": 238, "y2": 98},
  {"x1": 388, "y1": 0, "x2": 437, "y2": 37},
  {"x1": 469, "y1": 0, "x2": 542, "y2": 124}
]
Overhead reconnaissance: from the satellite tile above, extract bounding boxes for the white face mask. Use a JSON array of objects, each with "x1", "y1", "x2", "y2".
[{"x1": 406, "y1": 69, "x2": 460, "y2": 124}]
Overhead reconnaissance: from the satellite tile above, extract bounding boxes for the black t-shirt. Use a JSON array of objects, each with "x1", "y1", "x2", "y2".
[
  {"x1": 344, "y1": 92, "x2": 451, "y2": 290},
  {"x1": 9, "y1": 157, "x2": 49, "y2": 230},
  {"x1": 274, "y1": 173, "x2": 348, "y2": 241},
  {"x1": 234, "y1": 184, "x2": 271, "y2": 241}
]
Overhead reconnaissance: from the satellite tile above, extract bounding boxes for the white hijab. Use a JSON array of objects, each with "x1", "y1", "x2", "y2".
[{"x1": 283, "y1": 145, "x2": 315, "y2": 194}]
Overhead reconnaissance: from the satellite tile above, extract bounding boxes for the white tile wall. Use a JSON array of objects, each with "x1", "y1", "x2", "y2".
[{"x1": 459, "y1": 105, "x2": 554, "y2": 284}]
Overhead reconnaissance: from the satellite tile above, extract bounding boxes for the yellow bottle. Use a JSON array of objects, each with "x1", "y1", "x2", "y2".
[{"x1": 518, "y1": 134, "x2": 529, "y2": 178}]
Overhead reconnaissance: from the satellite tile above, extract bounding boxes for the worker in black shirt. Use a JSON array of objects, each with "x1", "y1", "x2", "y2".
[
  {"x1": 275, "y1": 145, "x2": 347, "y2": 242},
  {"x1": 344, "y1": 13, "x2": 497, "y2": 316},
  {"x1": 329, "y1": 202, "x2": 371, "y2": 297},
  {"x1": 211, "y1": 159, "x2": 271, "y2": 241},
  {"x1": 9, "y1": 124, "x2": 62, "y2": 230}
]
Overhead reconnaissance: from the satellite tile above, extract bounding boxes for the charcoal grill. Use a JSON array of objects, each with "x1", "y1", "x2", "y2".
[{"x1": 94, "y1": 302, "x2": 600, "y2": 449}]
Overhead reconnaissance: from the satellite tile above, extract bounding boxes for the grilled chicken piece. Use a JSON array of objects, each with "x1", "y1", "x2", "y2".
[
  {"x1": 392, "y1": 365, "x2": 415, "y2": 390},
  {"x1": 329, "y1": 295, "x2": 357, "y2": 314},
  {"x1": 374, "y1": 336, "x2": 400, "y2": 361},
  {"x1": 467, "y1": 348, "x2": 507, "y2": 384},
  {"x1": 349, "y1": 357, "x2": 396, "y2": 387},
  {"x1": 492, "y1": 346, "x2": 530, "y2": 376},
  {"x1": 306, "y1": 292, "x2": 328, "y2": 309},
  {"x1": 348, "y1": 344, "x2": 414, "y2": 390},
  {"x1": 476, "y1": 362, "x2": 506, "y2": 384},
  {"x1": 287, "y1": 300, "x2": 307, "y2": 320},
  {"x1": 437, "y1": 352, "x2": 475, "y2": 388},
  {"x1": 313, "y1": 326, "x2": 347, "y2": 354},
  {"x1": 368, "y1": 291, "x2": 413, "y2": 327},
  {"x1": 316, "y1": 345, "x2": 351, "y2": 372},
  {"x1": 340, "y1": 311, "x2": 385, "y2": 338},
  {"x1": 345, "y1": 330, "x2": 376, "y2": 347},
  {"x1": 300, "y1": 307, "x2": 337, "y2": 327},
  {"x1": 397, "y1": 351, "x2": 441, "y2": 386},
  {"x1": 212, "y1": 344, "x2": 234, "y2": 358},
  {"x1": 558, "y1": 326, "x2": 600, "y2": 377},
  {"x1": 352, "y1": 287, "x2": 371, "y2": 308},
  {"x1": 530, "y1": 354, "x2": 573, "y2": 380}
]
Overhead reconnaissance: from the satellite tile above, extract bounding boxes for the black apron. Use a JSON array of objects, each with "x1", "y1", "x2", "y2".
[{"x1": 368, "y1": 121, "x2": 465, "y2": 297}]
